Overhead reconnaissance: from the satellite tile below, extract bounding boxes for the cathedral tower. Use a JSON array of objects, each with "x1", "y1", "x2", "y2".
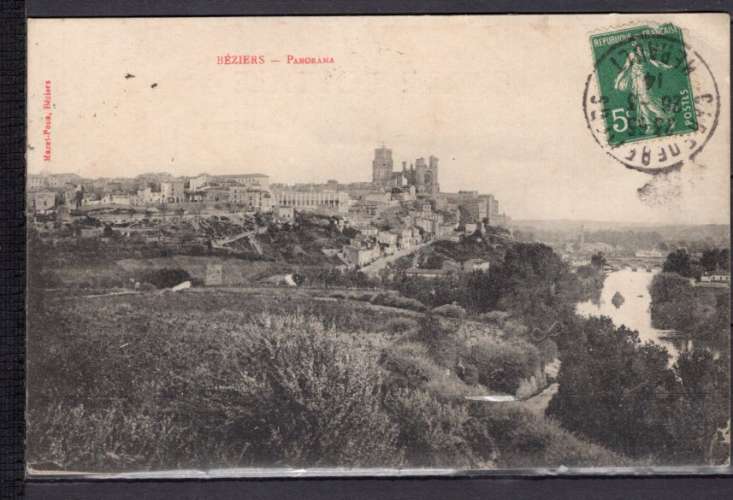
[
  {"x1": 414, "y1": 155, "x2": 440, "y2": 194},
  {"x1": 372, "y1": 146, "x2": 394, "y2": 188}
]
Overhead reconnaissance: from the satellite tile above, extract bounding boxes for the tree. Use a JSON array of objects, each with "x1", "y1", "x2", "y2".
[
  {"x1": 591, "y1": 252, "x2": 607, "y2": 269},
  {"x1": 102, "y1": 224, "x2": 117, "y2": 238},
  {"x1": 663, "y1": 249, "x2": 692, "y2": 277},
  {"x1": 547, "y1": 317, "x2": 679, "y2": 459},
  {"x1": 700, "y1": 249, "x2": 719, "y2": 272},
  {"x1": 717, "y1": 248, "x2": 730, "y2": 271},
  {"x1": 672, "y1": 349, "x2": 730, "y2": 464},
  {"x1": 547, "y1": 314, "x2": 730, "y2": 464}
]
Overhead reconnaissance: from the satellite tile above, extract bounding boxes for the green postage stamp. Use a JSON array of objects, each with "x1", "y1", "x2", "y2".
[{"x1": 590, "y1": 24, "x2": 697, "y2": 146}]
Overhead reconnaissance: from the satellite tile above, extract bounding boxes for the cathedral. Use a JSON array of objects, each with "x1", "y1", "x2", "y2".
[{"x1": 371, "y1": 145, "x2": 440, "y2": 194}]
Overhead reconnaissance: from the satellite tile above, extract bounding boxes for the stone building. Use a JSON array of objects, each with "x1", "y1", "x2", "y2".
[
  {"x1": 217, "y1": 173, "x2": 270, "y2": 190},
  {"x1": 412, "y1": 155, "x2": 440, "y2": 194},
  {"x1": 437, "y1": 191, "x2": 500, "y2": 225},
  {"x1": 342, "y1": 244, "x2": 380, "y2": 268},
  {"x1": 27, "y1": 175, "x2": 46, "y2": 191},
  {"x1": 161, "y1": 180, "x2": 186, "y2": 203},
  {"x1": 27, "y1": 191, "x2": 56, "y2": 213},
  {"x1": 371, "y1": 145, "x2": 440, "y2": 194},
  {"x1": 274, "y1": 189, "x2": 350, "y2": 214},
  {"x1": 372, "y1": 146, "x2": 394, "y2": 188},
  {"x1": 230, "y1": 187, "x2": 273, "y2": 212},
  {"x1": 190, "y1": 173, "x2": 270, "y2": 191}
]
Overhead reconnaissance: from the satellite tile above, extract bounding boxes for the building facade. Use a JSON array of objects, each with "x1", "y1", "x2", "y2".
[
  {"x1": 230, "y1": 187, "x2": 273, "y2": 212},
  {"x1": 275, "y1": 189, "x2": 350, "y2": 214},
  {"x1": 371, "y1": 146, "x2": 440, "y2": 194},
  {"x1": 102, "y1": 193, "x2": 132, "y2": 205},
  {"x1": 342, "y1": 244, "x2": 380, "y2": 268},
  {"x1": 216, "y1": 174, "x2": 270, "y2": 189},
  {"x1": 27, "y1": 191, "x2": 56, "y2": 213},
  {"x1": 413, "y1": 155, "x2": 440, "y2": 194},
  {"x1": 28, "y1": 175, "x2": 46, "y2": 191},
  {"x1": 135, "y1": 187, "x2": 165, "y2": 205},
  {"x1": 161, "y1": 181, "x2": 186, "y2": 203},
  {"x1": 190, "y1": 173, "x2": 270, "y2": 192},
  {"x1": 372, "y1": 146, "x2": 394, "y2": 188}
]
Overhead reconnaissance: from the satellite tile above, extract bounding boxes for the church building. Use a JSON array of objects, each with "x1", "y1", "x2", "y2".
[{"x1": 371, "y1": 145, "x2": 440, "y2": 194}]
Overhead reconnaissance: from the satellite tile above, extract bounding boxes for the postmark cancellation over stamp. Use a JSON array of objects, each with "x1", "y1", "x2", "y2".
[{"x1": 590, "y1": 24, "x2": 698, "y2": 147}]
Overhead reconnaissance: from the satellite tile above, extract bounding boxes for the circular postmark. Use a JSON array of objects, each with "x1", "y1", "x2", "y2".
[{"x1": 583, "y1": 26, "x2": 720, "y2": 174}]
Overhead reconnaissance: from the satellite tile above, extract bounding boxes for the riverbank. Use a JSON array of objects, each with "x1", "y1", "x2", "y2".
[{"x1": 577, "y1": 268, "x2": 681, "y2": 361}]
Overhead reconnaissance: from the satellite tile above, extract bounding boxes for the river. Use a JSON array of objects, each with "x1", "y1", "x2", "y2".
[{"x1": 576, "y1": 268, "x2": 684, "y2": 362}]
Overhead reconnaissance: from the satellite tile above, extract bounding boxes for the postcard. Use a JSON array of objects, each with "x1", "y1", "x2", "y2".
[{"x1": 26, "y1": 14, "x2": 730, "y2": 475}]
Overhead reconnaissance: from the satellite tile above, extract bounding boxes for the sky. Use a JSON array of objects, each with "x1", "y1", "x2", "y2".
[{"x1": 27, "y1": 14, "x2": 730, "y2": 224}]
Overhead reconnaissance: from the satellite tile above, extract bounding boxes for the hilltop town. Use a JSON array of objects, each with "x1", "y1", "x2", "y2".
[
  {"x1": 27, "y1": 146, "x2": 731, "y2": 474},
  {"x1": 27, "y1": 146, "x2": 510, "y2": 277}
]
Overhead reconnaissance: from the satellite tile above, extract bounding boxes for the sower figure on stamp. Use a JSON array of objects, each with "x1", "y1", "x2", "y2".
[{"x1": 614, "y1": 42, "x2": 674, "y2": 131}]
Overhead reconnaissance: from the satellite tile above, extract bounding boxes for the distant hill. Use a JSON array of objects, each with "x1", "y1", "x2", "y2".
[{"x1": 512, "y1": 219, "x2": 729, "y2": 244}]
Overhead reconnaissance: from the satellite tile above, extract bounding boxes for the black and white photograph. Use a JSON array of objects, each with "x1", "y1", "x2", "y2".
[{"x1": 25, "y1": 14, "x2": 730, "y2": 476}]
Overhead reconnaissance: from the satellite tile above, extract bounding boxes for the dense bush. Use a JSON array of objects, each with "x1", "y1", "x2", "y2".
[
  {"x1": 28, "y1": 309, "x2": 403, "y2": 470},
  {"x1": 211, "y1": 318, "x2": 402, "y2": 467},
  {"x1": 138, "y1": 282, "x2": 157, "y2": 292},
  {"x1": 478, "y1": 310, "x2": 511, "y2": 327},
  {"x1": 28, "y1": 401, "x2": 190, "y2": 470},
  {"x1": 463, "y1": 338, "x2": 541, "y2": 395},
  {"x1": 468, "y1": 404, "x2": 629, "y2": 468},
  {"x1": 370, "y1": 293, "x2": 426, "y2": 312},
  {"x1": 138, "y1": 268, "x2": 193, "y2": 289},
  {"x1": 379, "y1": 343, "x2": 437, "y2": 389},
  {"x1": 385, "y1": 317, "x2": 419, "y2": 335},
  {"x1": 537, "y1": 339, "x2": 559, "y2": 365},
  {"x1": 423, "y1": 374, "x2": 477, "y2": 403},
  {"x1": 384, "y1": 389, "x2": 493, "y2": 467},
  {"x1": 502, "y1": 319, "x2": 529, "y2": 338},
  {"x1": 432, "y1": 303, "x2": 467, "y2": 319},
  {"x1": 457, "y1": 362, "x2": 479, "y2": 386},
  {"x1": 413, "y1": 314, "x2": 459, "y2": 366},
  {"x1": 96, "y1": 275, "x2": 127, "y2": 289},
  {"x1": 27, "y1": 287, "x2": 638, "y2": 471}
]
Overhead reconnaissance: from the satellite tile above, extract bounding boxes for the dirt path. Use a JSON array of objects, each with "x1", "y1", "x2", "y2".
[
  {"x1": 212, "y1": 230, "x2": 254, "y2": 247},
  {"x1": 517, "y1": 383, "x2": 558, "y2": 416}
]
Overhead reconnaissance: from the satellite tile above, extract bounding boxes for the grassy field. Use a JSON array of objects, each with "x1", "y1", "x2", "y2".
[
  {"x1": 48, "y1": 255, "x2": 339, "y2": 290},
  {"x1": 27, "y1": 287, "x2": 631, "y2": 472}
]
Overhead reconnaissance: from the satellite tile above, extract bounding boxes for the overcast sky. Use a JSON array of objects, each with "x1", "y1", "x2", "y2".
[{"x1": 28, "y1": 14, "x2": 729, "y2": 224}]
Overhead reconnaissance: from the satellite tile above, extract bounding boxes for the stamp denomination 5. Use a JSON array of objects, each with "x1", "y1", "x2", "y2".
[{"x1": 583, "y1": 24, "x2": 720, "y2": 173}]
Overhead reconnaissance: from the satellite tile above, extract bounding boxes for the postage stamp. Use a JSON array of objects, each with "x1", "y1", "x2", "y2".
[
  {"x1": 590, "y1": 24, "x2": 698, "y2": 147},
  {"x1": 584, "y1": 23, "x2": 720, "y2": 174}
]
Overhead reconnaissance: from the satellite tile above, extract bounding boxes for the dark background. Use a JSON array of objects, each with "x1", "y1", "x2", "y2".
[
  {"x1": 22, "y1": 0, "x2": 733, "y2": 17},
  {"x1": 3, "y1": 1, "x2": 732, "y2": 499}
]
